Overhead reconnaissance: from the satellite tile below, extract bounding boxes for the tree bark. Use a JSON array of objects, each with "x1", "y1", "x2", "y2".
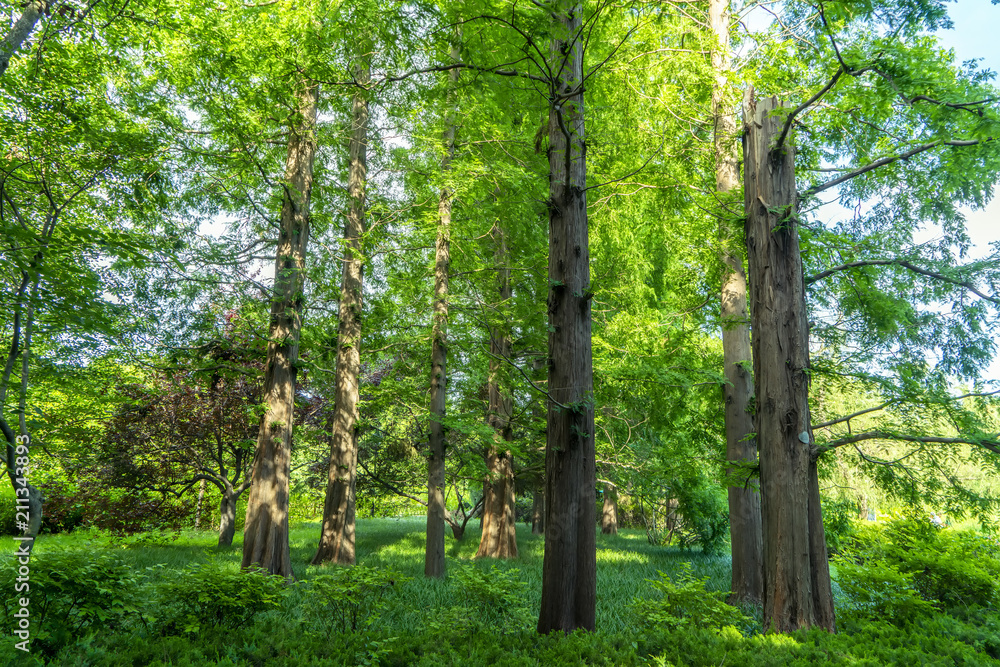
[
  {"x1": 742, "y1": 89, "x2": 835, "y2": 632},
  {"x1": 218, "y1": 488, "x2": 238, "y2": 547},
  {"x1": 0, "y1": 0, "x2": 46, "y2": 79},
  {"x1": 313, "y1": 63, "x2": 369, "y2": 567},
  {"x1": 195, "y1": 478, "x2": 206, "y2": 529},
  {"x1": 425, "y1": 41, "x2": 460, "y2": 578},
  {"x1": 537, "y1": 0, "x2": 596, "y2": 634},
  {"x1": 476, "y1": 224, "x2": 518, "y2": 560},
  {"x1": 600, "y1": 483, "x2": 618, "y2": 535},
  {"x1": 241, "y1": 81, "x2": 318, "y2": 579},
  {"x1": 531, "y1": 483, "x2": 545, "y2": 534},
  {"x1": 710, "y1": 0, "x2": 763, "y2": 606}
]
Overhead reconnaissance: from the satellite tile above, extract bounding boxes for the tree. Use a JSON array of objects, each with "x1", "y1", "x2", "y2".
[
  {"x1": 710, "y1": 0, "x2": 762, "y2": 605},
  {"x1": 537, "y1": 0, "x2": 596, "y2": 634},
  {"x1": 425, "y1": 34, "x2": 460, "y2": 578},
  {"x1": 475, "y1": 224, "x2": 518, "y2": 560},
  {"x1": 100, "y1": 367, "x2": 258, "y2": 546},
  {"x1": 243, "y1": 79, "x2": 318, "y2": 578},
  {"x1": 742, "y1": 90, "x2": 836, "y2": 632},
  {"x1": 739, "y1": 0, "x2": 1000, "y2": 631},
  {"x1": 313, "y1": 57, "x2": 369, "y2": 567}
]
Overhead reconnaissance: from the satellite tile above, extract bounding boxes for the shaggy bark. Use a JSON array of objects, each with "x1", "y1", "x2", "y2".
[
  {"x1": 425, "y1": 42, "x2": 460, "y2": 578},
  {"x1": 742, "y1": 89, "x2": 835, "y2": 632},
  {"x1": 313, "y1": 63, "x2": 369, "y2": 566},
  {"x1": 476, "y1": 225, "x2": 518, "y2": 560},
  {"x1": 537, "y1": 0, "x2": 596, "y2": 634},
  {"x1": 711, "y1": 0, "x2": 762, "y2": 605},
  {"x1": 241, "y1": 81, "x2": 318, "y2": 579}
]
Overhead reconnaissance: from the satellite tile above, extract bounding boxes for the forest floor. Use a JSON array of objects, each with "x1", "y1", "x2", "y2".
[{"x1": 1, "y1": 517, "x2": 998, "y2": 665}]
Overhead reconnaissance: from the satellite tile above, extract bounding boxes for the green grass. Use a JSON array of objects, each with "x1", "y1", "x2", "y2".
[
  {"x1": 5, "y1": 518, "x2": 1000, "y2": 666},
  {"x1": 26, "y1": 518, "x2": 733, "y2": 635}
]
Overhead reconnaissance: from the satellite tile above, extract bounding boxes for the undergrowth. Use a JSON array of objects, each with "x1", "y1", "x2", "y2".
[{"x1": 0, "y1": 517, "x2": 997, "y2": 665}]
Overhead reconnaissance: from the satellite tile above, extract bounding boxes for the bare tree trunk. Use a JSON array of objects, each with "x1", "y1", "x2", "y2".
[
  {"x1": 742, "y1": 89, "x2": 835, "y2": 632},
  {"x1": 476, "y1": 225, "x2": 518, "y2": 560},
  {"x1": 0, "y1": 0, "x2": 46, "y2": 78},
  {"x1": 537, "y1": 0, "x2": 596, "y2": 635},
  {"x1": 710, "y1": 0, "x2": 762, "y2": 606},
  {"x1": 531, "y1": 483, "x2": 545, "y2": 534},
  {"x1": 600, "y1": 484, "x2": 618, "y2": 535},
  {"x1": 218, "y1": 488, "x2": 238, "y2": 547},
  {"x1": 195, "y1": 478, "x2": 206, "y2": 529},
  {"x1": 241, "y1": 81, "x2": 318, "y2": 579},
  {"x1": 313, "y1": 63, "x2": 369, "y2": 567},
  {"x1": 425, "y1": 41, "x2": 460, "y2": 578}
]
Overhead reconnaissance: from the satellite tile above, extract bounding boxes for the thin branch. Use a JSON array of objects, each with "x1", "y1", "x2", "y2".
[{"x1": 804, "y1": 258, "x2": 1000, "y2": 305}]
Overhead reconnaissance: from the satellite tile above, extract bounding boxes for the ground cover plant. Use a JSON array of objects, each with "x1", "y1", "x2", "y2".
[{"x1": 1, "y1": 515, "x2": 999, "y2": 665}]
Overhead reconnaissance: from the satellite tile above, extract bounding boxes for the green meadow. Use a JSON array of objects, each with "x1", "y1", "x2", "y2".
[{"x1": 2, "y1": 516, "x2": 1000, "y2": 666}]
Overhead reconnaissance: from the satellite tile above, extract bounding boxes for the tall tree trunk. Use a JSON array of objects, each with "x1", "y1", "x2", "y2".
[
  {"x1": 218, "y1": 487, "x2": 238, "y2": 547},
  {"x1": 0, "y1": 0, "x2": 46, "y2": 78},
  {"x1": 476, "y1": 225, "x2": 518, "y2": 560},
  {"x1": 742, "y1": 89, "x2": 835, "y2": 632},
  {"x1": 600, "y1": 483, "x2": 618, "y2": 535},
  {"x1": 313, "y1": 63, "x2": 369, "y2": 567},
  {"x1": 241, "y1": 81, "x2": 318, "y2": 579},
  {"x1": 710, "y1": 0, "x2": 762, "y2": 605},
  {"x1": 425, "y1": 41, "x2": 460, "y2": 578},
  {"x1": 531, "y1": 482, "x2": 545, "y2": 534},
  {"x1": 537, "y1": 0, "x2": 596, "y2": 635}
]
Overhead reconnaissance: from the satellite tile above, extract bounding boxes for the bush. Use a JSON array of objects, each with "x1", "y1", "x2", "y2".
[
  {"x1": 301, "y1": 565, "x2": 410, "y2": 635},
  {"x1": 633, "y1": 563, "x2": 749, "y2": 632},
  {"x1": 836, "y1": 516, "x2": 1000, "y2": 624},
  {"x1": 154, "y1": 561, "x2": 286, "y2": 634},
  {"x1": 0, "y1": 550, "x2": 144, "y2": 657},
  {"x1": 431, "y1": 564, "x2": 533, "y2": 637}
]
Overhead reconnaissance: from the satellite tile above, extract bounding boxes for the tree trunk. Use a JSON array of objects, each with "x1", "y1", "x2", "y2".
[
  {"x1": 531, "y1": 483, "x2": 545, "y2": 534},
  {"x1": 600, "y1": 484, "x2": 618, "y2": 535},
  {"x1": 241, "y1": 80, "x2": 318, "y2": 579},
  {"x1": 425, "y1": 42, "x2": 459, "y2": 578},
  {"x1": 710, "y1": 0, "x2": 762, "y2": 606},
  {"x1": 0, "y1": 0, "x2": 46, "y2": 78},
  {"x1": 476, "y1": 225, "x2": 518, "y2": 560},
  {"x1": 195, "y1": 478, "x2": 206, "y2": 529},
  {"x1": 313, "y1": 63, "x2": 369, "y2": 567},
  {"x1": 476, "y1": 453, "x2": 517, "y2": 558},
  {"x1": 218, "y1": 488, "x2": 238, "y2": 547},
  {"x1": 537, "y1": 0, "x2": 596, "y2": 635},
  {"x1": 742, "y1": 89, "x2": 835, "y2": 632}
]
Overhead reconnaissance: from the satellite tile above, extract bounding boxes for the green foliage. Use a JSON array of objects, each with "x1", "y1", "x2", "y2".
[
  {"x1": 438, "y1": 563, "x2": 534, "y2": 636},
  {"x1": 836, "y1": 518, "x2": 1000, "y2": 625},
  {"x1": 302, "y1": 565, "x2": 410, "y2": 635},
  {"x1": 154, "y1": 561, "x2": 286, "y2": 635},
  {"x1": 633, "y1": 563, "x2": 750, "y2": 632},
  {"x1": 0, "y1": 551, "x2": 143, "y2": 657},
  {"x1": 822, "y1": 497, "x2": 861, "y2": 554}
]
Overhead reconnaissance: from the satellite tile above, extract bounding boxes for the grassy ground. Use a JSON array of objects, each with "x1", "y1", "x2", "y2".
[
  {"x1": 26, "y1": 517, "x2": 735, "y2": 635},
  {"x1": 5, "y1": 517, "x2": 1000, "y2": 665}
]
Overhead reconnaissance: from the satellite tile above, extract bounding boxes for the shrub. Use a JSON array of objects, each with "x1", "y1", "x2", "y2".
[
  {"x1": 154, "y1": 561, "x2": 286, "y2": 634},
  {"x1": 301, "y1": 565, "x2": 410, "y2": 635},
  {"x1": 0, "y1": 550, "x2": 144, "y2": 657},
  {"x1": 633, "y1": 563, "x2": 749, "y2": 632},
  {"x1": 836, "y1": 516, "x2": 1000, "y2": 624},
  {"x1": 430, "y1": 564, "x2": 533, "y2": 636}
]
